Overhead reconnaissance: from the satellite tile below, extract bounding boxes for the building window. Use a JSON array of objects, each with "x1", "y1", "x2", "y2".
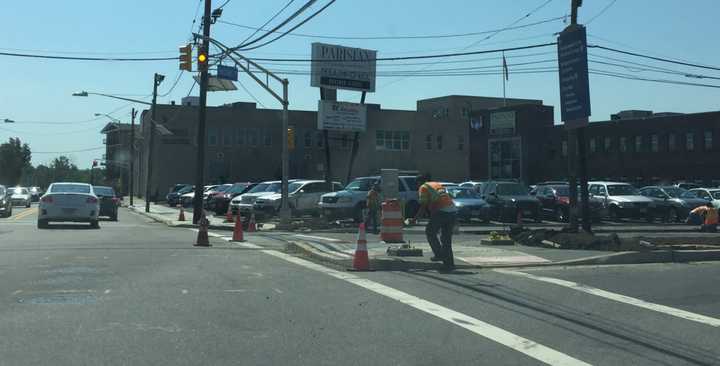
[
  {"x1": 461, "y1": 107, "x2": 471, "y2": 118},
  {"x1": 561, "y1": 140, "x2": 568, "y2": 156},
  {"x1": 635, "y1": 136, "x2": 642, "y2": 152},
  {"x1": 651, "y1": 134, "x2": 658, "y2": 152},
  {"x1": 376, "y1": 130, "x2": 410, "y2": 151},
  {"x1": 247, "y1": 129, "x2": 258, "y2": 146},
  {"x1": 705, "y1": 131, "x2": 713, "y2": 150},
  {"x1": 316, "y1": 131, "x2": 324, "y2": 148},
  {"x1": 304, "y1": 131, "x2": 313, "y2": 148},
  {"x1": 604, "y1": 137, "x2": 611, "y2": 152},
  {"x1": 262, "y1": 129, "x2": 272, "y2": 146},
  {"x1": 668, "y1": 133, "x2": 676, "y2": 151},
  {"x1": 222, "y1": 129, "x2": 233, "y2": 146},
  {"x1": 589, "y1": 138, "x2": 596, "y2": 153},
  {"x1": 458, "y1": 135, "x2": 465, "y2": 151},
  {"x1": 436, "y1": 135, "x2": 443, "y2": 150},
  {"x1": 236, "y1": 128, "x2": 245, "y2": 145},
  {"x1": 620, "y1": 137, "x2": 627, "y2": 152},
  {"x1": 208, "y1": 128, "x2": 218, "y2": 146},
  {"x1": 686, "y1": 132, "x2": 695, "y2": 151},
  {"x1": 425, "y1": 134, "x2": 433, "y2": 150}
]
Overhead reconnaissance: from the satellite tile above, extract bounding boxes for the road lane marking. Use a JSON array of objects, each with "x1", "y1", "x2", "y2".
[
  {"x1": 11, "y1": 207, "x2": 37, "y2": 220},
  {"x1": 262, "y1": 249, "x2": 591, "y2": 366},
  {"x1": 496, "y1": 269, "x2": 720, "y2": 328},
  {"x1": 223, "y1": 289, "x2": 247, "y2": 293},
  {"x1": 181, "y1": 289, "x2": 188, "y2": 294},
  {"x1": 294, "y1": 234, "x2": 346, "y2": 243}
]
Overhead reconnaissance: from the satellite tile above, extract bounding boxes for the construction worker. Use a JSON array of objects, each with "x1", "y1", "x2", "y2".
[
  {"x1": 690, "y1": 202, "x2": 718, "y2": 232},
  {"x1": 365, "y1": 184, "x2": 381, "y2": 234},
  {"x1": 412, "y1": 174, "x2": 457, "y2": 268}
]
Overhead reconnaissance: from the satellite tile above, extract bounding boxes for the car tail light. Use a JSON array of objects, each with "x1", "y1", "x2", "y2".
[
  {"x1": 87, "y1": 197, "x2": 98, "y2": 204},
  {"x1": 41, "y1": 196, "x2": 53, "y2": 203},
  {"x1": 557, "y1": 196, "x2": 570, "y2": 205},
  {"x1": 112, "y1": 197, "x2": 120, "y2": 203}
]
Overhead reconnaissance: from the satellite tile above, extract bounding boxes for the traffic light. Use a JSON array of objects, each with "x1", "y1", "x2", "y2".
[
  {"x1": 197, "y1": 48, "x2": 208, "y2": 71},
  {"x1": 287, "y1": 127, "x2": 295, "y2": 150},
  {"x1": 179, "y1": 44, "x2": 192, "y2": 71},
  {"x1": 92, "y1": 160, "x2": 98, "y2": 168}
]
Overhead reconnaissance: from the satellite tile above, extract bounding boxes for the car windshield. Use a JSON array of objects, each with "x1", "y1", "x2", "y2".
[
  {"x1": 289, "y1": 182, "x2": 304, "y2": 193},
  {"x1": 172, "y1": 184, "x2": 189, "y2": 192},
  {"x1": 247, "y1": 183, "x2": 269, "y2": 193},
  {"x1": 93, "y1": 187, "x2": 115, "y2": 196},
  {"x1": 552, "y1": 186, "x2": 570, "y2": 196},
  {"x1": 448, "y1": 188, "x2": 479, "y2": 199},
  {"x1": 607, "y1": 184, "x2": 639, "y2": 196},
  {"x1": 496, "y1": 184, "x2": 527, "y2": 196},
  {"x1": 265, "y1": 183, "x2": 282, "y2": 193},
  {"x1": 213, "y1": 185, "x2": 231, "y2": 193},
  {"x1": 50, "y1": 184, "x2": 90, "y2": 193},
  {"x1": 177, "y1": 186, "x2": 193, "y2": 194},
  {"x1": 663, "y1": 187, "x2": 685, "y2": 198},
  {"x1": 345, "y1": 178, "x2": 377, "y2": 191},
  {"x1": 11, "y1": 187, "x2": 28, "y2": 195},
  {"x1": 228, "y1": 183, "x2": 249, "y2": 193}
]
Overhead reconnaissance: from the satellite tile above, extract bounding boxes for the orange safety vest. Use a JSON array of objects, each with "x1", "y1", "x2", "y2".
[
  {"x1": 691, "y1": 206, "x2": 719, "y2": 225},
  {"x1": 418, "y1": 182, "x2": 454, "y2": 213}
]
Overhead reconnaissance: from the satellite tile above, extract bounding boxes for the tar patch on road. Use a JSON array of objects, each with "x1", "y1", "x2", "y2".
[{"x1": 17, "y1": 292, "x2": 97, "y2": 305}]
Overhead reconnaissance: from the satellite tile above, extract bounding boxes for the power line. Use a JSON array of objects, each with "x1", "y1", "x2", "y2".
[
  {"x1": 216, "y1": 0, "x2": 232, "y2": 9},
  {"x1": 589, "y1": 69, "x2": 720, "y2": 89},
  {"x1": 588, "y1": 33, "x2": 719, "y2": 68},
  {"x1": 237, "y1": 0, "x2": 336, "y2": 51},
  {"x1": 589, "y1": 45, "x2": 720, "y2": 72},
  {"x1": 236, "y1": 79, "x2": 267, "y2": 108},
  {"x1": 0, "y1": 51, "x2": 177, "y2": 62},
  {"x1": 589, "y1": 58, "x2": 720, "y2": 80},
  {"x1": 11, "y1": 100, "x2": 149, "y2": 125},
  {"x1": 219, "y1": 15, "x2": 565, "y2": 40},
  {"x1": 0, "y1": 47, "x2": 176, "y2": 56},
  {"x1": 237, "y1": 0, "x2": 296, "y2": 46},
  {"x1": 586, "y1": 0, "x2": 618, "y2": 25},
  {"x1": 234, "y1": 0, "x2": 318, "y2": 50},
  {"x1": 33, "y1": 146, "x2": 105, "y2": 154},
  {"x1": 159, "y1": 71, "x2": 185, "y2": 97}
]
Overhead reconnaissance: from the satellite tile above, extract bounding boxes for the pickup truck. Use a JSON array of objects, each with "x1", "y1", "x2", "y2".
[{"x1": 319, "y1": 175, "x2": 419, "y2": 222}]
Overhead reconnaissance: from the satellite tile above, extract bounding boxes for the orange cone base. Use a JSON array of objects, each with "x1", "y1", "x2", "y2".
[
  {"x1": 232, "y1": 219, "x2": 245, "y2": 242},
  {"x1": 194, "y1": 231, "x2": 211, "y2": 247},
  {"x1": 348, "y1": 250, "x2": 373, "y2": 272}
]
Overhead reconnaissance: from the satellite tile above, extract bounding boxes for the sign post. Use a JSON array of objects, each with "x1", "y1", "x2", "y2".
[{"x1": 557, "y1": 21, "x2": 591, "y2": 232}]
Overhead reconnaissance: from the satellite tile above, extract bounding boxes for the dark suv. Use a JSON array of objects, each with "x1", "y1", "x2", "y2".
[
  {"x1": 0, "y1": 185, "x2": 12, "y2": 218},
  {"x1": 93, "y1": 186, "x2": 120, "y2": 221},
  {"x1": 481, "y1": 181, "x2": 541, "y2": 222},
  {"x1": 639, "y1": 186, "x2": 708, "y2": 222}
]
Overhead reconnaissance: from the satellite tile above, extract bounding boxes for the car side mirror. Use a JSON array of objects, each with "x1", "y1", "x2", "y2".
[{"x1": 299, "y1": 189, "x2": 305, "y2": 194}]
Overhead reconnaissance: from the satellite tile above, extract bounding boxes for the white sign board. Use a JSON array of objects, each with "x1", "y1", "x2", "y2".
[
  {"x1": 489, "y1": 111, "x2": 516, "y2": 135},
  {"x1": 311, "y1": 43, "x2": 377, "y2": 92},
  {"x1": 317, "y1": 100, "x2": 368, "y2": 132}
]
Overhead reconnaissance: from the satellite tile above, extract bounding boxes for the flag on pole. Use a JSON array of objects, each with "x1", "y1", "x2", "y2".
[{"x1": 502, "y1": 52, "x2": 509, "y2": 81}]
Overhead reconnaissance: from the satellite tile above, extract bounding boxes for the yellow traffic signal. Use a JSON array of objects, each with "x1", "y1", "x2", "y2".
[
  {"x1": 179, "y1": 44, "x2": 192, "y2": 71},
  {"x1": 288, "y1": 127, "x2": 295, "y2": 150},
  {"x1": 197, "y1": 50, "x2": 208, "y2": 71}
]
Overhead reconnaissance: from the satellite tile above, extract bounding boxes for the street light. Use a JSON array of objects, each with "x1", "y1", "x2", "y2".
[
  {"x1": 72, "y1": 91, "x2": 152, "y2": 106},
  {"x1": 94, "y1": 113, "x2": 121, "y2": 123},
  {"x1": 3, "y1": 118, "x2": 15, "y2": 123}
]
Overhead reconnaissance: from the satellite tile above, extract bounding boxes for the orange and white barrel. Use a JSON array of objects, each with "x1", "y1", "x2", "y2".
[{"x1": 381, "y1": 199, "x2": 404, "y2": 243}]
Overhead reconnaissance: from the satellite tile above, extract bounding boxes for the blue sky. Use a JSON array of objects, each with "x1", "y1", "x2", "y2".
[{"x1": 1, "y1": 0, "x2": 719, "y2": 166}]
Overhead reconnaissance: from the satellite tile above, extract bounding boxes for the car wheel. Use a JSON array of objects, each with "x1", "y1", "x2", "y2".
[
  {"x1": 37, "y1": 220, "x2": 48, "y2": 229},
  {"x1": 555, "y1": 207, "x2": 567, "y2": 222},
  {"x1": 90, "y1": 220, "x2": 100, "y2": 229},
  {"x1": 25, "y1": 201, "x2": 30, "y2": 208}
]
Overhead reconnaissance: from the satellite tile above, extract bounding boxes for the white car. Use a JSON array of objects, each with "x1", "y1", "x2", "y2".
[
  {"x1": 37, "y1": 182, "x2": 100, "y2": 229},
  {"x1": 180, "y1": 185, "x2": 218, "y2": 207},
  {"x1": 253, "y1": 180, "x2": 343, "y2": 218},
  {"x1": 9, "y1": 187, "x2": 32, "y2": 207}
]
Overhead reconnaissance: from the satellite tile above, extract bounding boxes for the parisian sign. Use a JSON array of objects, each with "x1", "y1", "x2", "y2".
[
  {"x1": 311, "y1": 43, "x2": 377, "y2": 92},
  {"x1": 558, "y1": 25, "x2": 591, "y2": 127}
]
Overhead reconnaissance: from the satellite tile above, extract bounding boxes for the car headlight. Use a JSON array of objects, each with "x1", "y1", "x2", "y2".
[{"x1": 337, "y1": 197, "x2": 352, "y2": 203}]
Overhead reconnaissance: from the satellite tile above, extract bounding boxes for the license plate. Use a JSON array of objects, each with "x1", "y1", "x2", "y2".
[{"x1": 62, "y1": 208, "x2": 77, "y2": 214}]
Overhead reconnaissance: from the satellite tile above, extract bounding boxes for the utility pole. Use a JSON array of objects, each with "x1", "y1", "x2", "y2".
[
  {"x1": 145, "y1": 73, "x2": 164, "y2": 213},
  {"x1": 129, "y1": 108, "x2": 137, "y2": 206},
  {"x1": 320, "y1": 88, "x2": 336, "y2": 191},
  {"x1": 279, "y1": 80, "x2": 290, "y2": 227},
  {"x1": 193, "y1": 0, "x2": 212, "y2": 225}
]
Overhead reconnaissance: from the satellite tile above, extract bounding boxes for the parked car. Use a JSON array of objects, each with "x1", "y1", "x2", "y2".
[
  {"x1": 253, "y1": 180, "x2": 343, "y2": 218},
  {"x1": 211, "y1": 182, "x2": 255, "y2": 215},
  {"x1": 166, "y1": 184, "x2": 193, "y2": 206},
  {"x1": 534, "y1": 183, "x2": 606, "y2": 222},
  {"x1": 675, "y1": 182, "x2": 701, "y2": 191},
  {"x1": 447, "y1": 187, "x2": 490, "y2": 223},
  {"x1": 203, "y1": 184, "x2": 232, "y2": 209},
  {"x1": 588, "y1": 181, "x2": 655, "y2": 221},
  {"x1": 93, "y1": 186, "x2": 120, "y2": 221},
  {"x1": 38, "y1": 182, "x2": 100, "y2": 229},
  {"x1": 9, "y1": 187, "x2": 32, "y2": 207},
  {"x1": 29, "y1": 186, "x2": 43, "y2": 202},
  {"x1": 459, "y1": 181, "x2": 485, "y2": 193},
  {"x1": 230, "y1": 180, "x2": 299, "y2": 217},
  {"x1": 0, "y1": 185, "x2": 12, "y2": 218},
  {"x1": 438, "y1": 182, "x2": 459, "y2": 188},
  {"x1": 638, "y1": 186, "x2": 705, "y2": 222},
  {"x1": 319, "y1": 175, "x2": 419, "y2": 222},
  {"x1": 686, "y1": 188, "x2": 720, "y2": 209},
  {"x1": 480, "y1": 181, "x2": 541, "y2": 222},
  {"x1": 180, "y1": 185, "x2": 218, "y2": 207}
]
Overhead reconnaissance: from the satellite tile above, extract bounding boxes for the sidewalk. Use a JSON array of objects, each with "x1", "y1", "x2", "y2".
[
  {"x1": 124, "y1": 197, "x2": 240, "y2": 230},
  {"x1": 283, "y1": 231, "x2": 720, "y2": 270}
]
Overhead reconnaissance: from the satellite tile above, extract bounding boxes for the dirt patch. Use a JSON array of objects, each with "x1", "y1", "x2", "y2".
[{"x1": 509, "y1": 227, "x2": 651, "y2": 251}]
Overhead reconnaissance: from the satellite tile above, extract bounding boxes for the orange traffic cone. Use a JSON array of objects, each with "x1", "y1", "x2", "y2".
[
  {"x1": 178, "y1": 206, "x2": 186, "y2": 221},
  {"x1": 247, "y1": 213, "x2": 257, "y2": 232},
  {"x1": 232, "y1": 214, "x2": 244, "y2": 242},
  {"x1": 194, "y1": 212, "x2": 210, "y2": 247},
  {"x1": 225, "y1": 204, "x2": 234, "y2": 223},
  {"x1": 349, "y1": 223, "x2": 371, "y2": 271}
]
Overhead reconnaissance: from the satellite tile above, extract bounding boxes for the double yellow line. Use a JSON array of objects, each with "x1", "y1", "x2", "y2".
[{"x1": 11, "y1": 206, "x2": 38, "y2": 221}]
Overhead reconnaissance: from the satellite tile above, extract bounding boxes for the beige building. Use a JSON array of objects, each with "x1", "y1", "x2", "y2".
[{"x1": 131, "y1": 95, "x2": 543, "y2": 200}]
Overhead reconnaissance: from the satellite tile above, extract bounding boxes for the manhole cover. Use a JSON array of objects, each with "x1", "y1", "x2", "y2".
[{"x1": 18, "y1": 293, "x2": 97, "y2": 305}]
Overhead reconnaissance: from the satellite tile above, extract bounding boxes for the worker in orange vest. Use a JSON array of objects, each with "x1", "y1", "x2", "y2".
[
  {"x1": 690, "y1": 202, "x2": 718, "y2": 232},
  {"x1": 365, "y1": 184, "x2": 381, "y2": 234},
  {"x1": 412, "y1": 173, "x2": 457, "y2": 268}
]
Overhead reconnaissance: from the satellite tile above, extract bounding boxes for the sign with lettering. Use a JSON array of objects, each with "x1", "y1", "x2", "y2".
[
  {"x1": 557, "y1": 25, "x2": 591, "y2": 126},
  {"x1": 317, "y1": 100, "x2": 367, "y2": 132},
  {"x1": 311, "y1": 43, "x2": 377, "y2": 92}
]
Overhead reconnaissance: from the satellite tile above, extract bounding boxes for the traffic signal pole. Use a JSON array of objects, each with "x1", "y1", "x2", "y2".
[
  {"x1": 129, "y1": 108, "x2": 136, "y2": 206},
  {"x1": 192, "y1": 0, "x2": 212, "y2": 225}
]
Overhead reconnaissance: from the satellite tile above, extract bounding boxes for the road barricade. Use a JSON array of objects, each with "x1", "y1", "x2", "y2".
[{"x1": 381, "y1": 199, "x2": 404, "y2": 243}]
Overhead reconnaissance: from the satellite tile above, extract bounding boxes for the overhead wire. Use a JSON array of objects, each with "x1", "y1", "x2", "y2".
[
  {"x1": 237, "y1": 0, "x2": 297, "y2": 46},
  {"x1": 232, "y1": 0, "x2": 318, "y2": 50},
  {"x1": 585, "y1": 0, "x2": 618, "y2": 25},
  {"x1": 589, "y1": 45, "x2": 720, "y2": 72}
]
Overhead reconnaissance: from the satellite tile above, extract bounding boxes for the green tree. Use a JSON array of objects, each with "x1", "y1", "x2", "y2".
[
  {"x1": 0, "y1": 138, "x2": 32, "y2": 186},
  {"x1": 49, "y1": 156, "x2": 78, "y2": 182}
]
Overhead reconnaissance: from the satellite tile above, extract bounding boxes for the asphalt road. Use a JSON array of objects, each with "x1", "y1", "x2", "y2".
[{"x1": 1, "y1": 205, "x2": 720, "y2": 365}]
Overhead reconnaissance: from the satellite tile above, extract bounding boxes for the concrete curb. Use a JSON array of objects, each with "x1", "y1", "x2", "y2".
[
  {"x1": 285, "y1": 238, "x2": 720, "y2": 271},
  {"x1": 127, "y1": 205, "x2": 236, "y2": 231}
]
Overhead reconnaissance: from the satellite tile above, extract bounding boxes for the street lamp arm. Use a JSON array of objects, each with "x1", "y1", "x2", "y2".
[{"x1": 73, "y1": 91, "x2": 153, "y2": 106}]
